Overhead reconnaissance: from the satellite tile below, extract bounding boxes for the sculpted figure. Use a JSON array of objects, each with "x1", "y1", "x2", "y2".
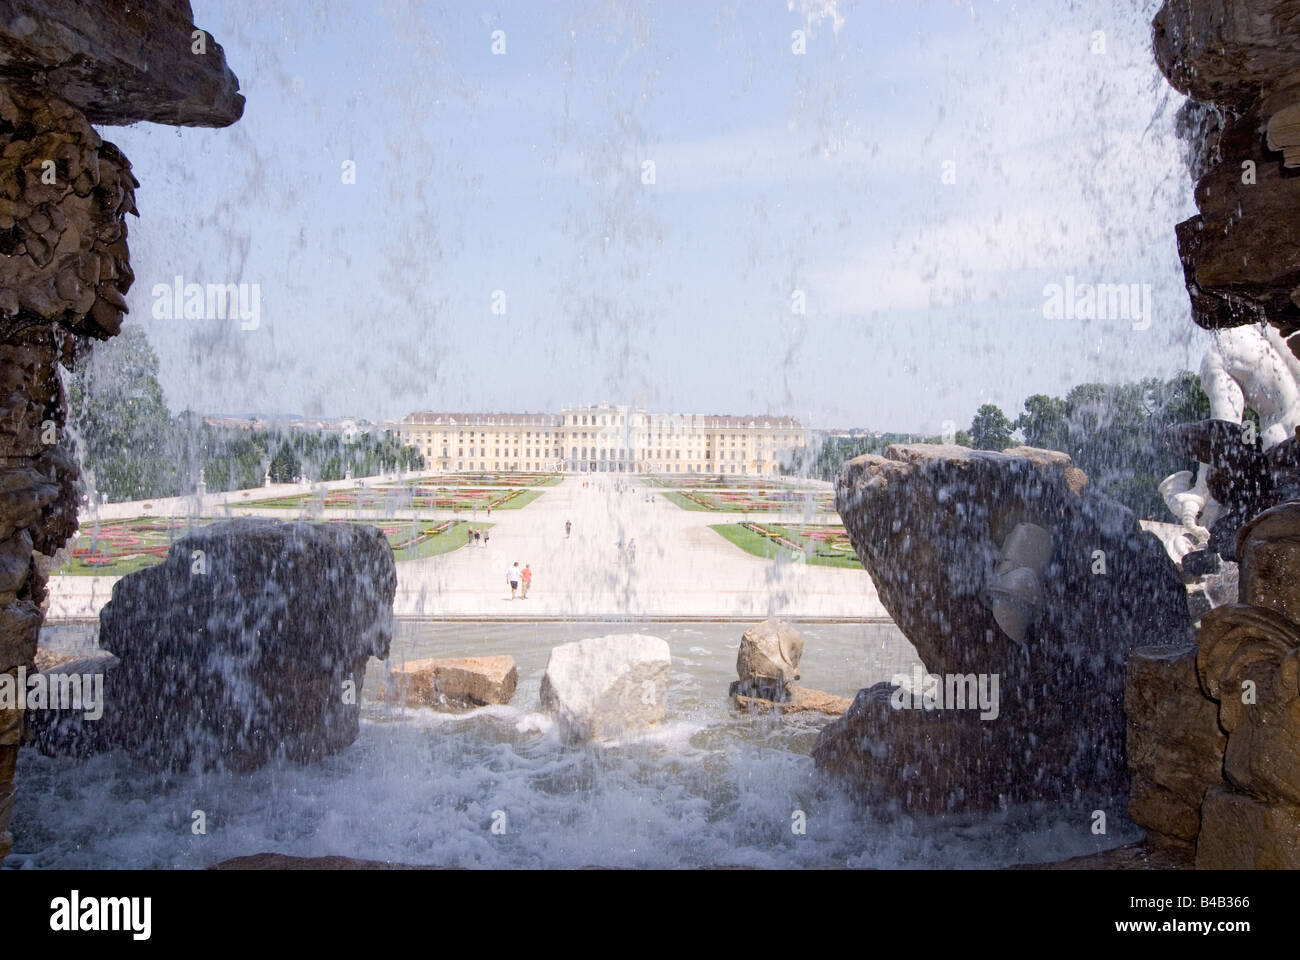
[{"x1": 1161, "y1": 324, "x2": 1300, "y2": 551}]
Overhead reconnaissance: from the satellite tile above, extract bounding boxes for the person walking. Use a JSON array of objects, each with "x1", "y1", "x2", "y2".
[
  {"x1": 521, "y1": 563, "x2": 532, "y2": 599},
  {"x1": 627, "y1": 538, "x2": 636, "y2": 565},
  {"x1": 507, "y1": 561, "x2": 520, "y2": 599},
  {"x1": 565, "y1": 519, "x2": 572, "y2": 538},
  {"x1": 483, "y1": 529, "x2": 490, "y2": 548},
  {"x1": 474, "y1": 529, "x2": 481, "y2": 547}
]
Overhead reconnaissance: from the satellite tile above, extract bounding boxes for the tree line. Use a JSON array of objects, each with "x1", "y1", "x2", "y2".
[
  {"x1": 64, "y1": 326, "x2": 424, "y2": 503},
  {"x1": 799, "y1": 372, "x2": 1210, "y2": 519}
]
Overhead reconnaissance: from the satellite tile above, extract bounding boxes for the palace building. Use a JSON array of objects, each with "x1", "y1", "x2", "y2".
[{"x1": 391, "y1": 402, "x2": 807, "y2": 475}]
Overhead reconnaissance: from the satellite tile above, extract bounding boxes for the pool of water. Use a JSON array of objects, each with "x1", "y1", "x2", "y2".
[{"x1": 7, "y1": 620, "x2": 1138, "y2": 869}]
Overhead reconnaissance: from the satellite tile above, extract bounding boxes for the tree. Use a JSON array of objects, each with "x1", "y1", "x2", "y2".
[
  {"x1": 969, "y1": 404, "x2": 1013, "y2": 451},
  {"x1": 268, "y1": 442, "x2": 301, "y2": 483},
  {"x1": 65, "y1": 325, "x2": 181, "y2": 501},
  {"x1": 1017, "y1": 394, "x2": 1067, "y2": 450}
]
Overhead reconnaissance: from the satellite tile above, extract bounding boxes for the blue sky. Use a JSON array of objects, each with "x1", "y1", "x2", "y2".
[{"x1": 102, "y1": 0, "x2": 1203, "y2": 432}]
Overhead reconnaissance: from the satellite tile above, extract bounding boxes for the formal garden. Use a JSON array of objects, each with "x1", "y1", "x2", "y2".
[
  {"x1": 661, "y1": 489, "x2": 835, "y2": 512},
  {"x1": 641, "y1": 475, "x2": 797, "y2": 490},
  {"x1": 710, "y1": 522, "x2": 862, "y2": 569},
  {"x1": 244, "y1": 484, "x2": 544, "y2": 511},
  {"x1": 54, "y1": 518, "x2": 487, "y2": 576}
]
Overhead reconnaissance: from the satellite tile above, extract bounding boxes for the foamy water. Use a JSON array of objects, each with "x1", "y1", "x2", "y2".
[{"x1": 7, "y1": 621, "x2": 1138, "y2": 869}]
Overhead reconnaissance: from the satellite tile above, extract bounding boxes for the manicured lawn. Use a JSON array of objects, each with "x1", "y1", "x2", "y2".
[
  {"x1": 385, "y1": 520, "x2": 494, "y2": 561},
  {"x1": 710, "y1": 522, "x2": 862, "y2": 569}
]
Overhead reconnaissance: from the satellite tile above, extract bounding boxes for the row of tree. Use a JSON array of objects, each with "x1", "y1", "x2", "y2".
[
  {"x1": 800, "y1": 373, "x2": 1211, "y2": 520},
  {"x1": 65, "y1": 327, "x2": 424, "y2": 503}
]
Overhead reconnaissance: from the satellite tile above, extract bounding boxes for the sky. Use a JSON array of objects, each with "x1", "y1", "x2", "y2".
[{"x1": 99, "y1": 0, "x2": 1205, "y2": 433}]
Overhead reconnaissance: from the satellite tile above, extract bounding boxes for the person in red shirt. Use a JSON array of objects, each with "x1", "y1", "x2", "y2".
[{"x1": 521, "y1": 563, "x2": 533, "y2": 598}]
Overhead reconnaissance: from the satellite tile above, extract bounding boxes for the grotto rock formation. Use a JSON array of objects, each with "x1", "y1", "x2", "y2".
[
  {"x1": 0, "y1": 0, "x2": 242, "y2": 862},
  {"x1": 813, "y1": 445, "x2": 1191, "y2": 813},
  {"x1": 95, "y1": 520, "x2": 395, "y2": 770}
]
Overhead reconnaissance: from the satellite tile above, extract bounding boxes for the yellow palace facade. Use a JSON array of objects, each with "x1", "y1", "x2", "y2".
[{"x1": 392, "y1": 402, "x2": 806, "y2": 475}]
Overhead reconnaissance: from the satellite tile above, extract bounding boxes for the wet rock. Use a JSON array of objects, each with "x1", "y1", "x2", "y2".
[
  {"x1": 1124, "y1": 646, "x2": 1226, "y2": 843},
  {"x1": 97, "y1": 519, "x2": 395, "y2": 770},
  {"x1": 381, "y1": 655, "x2": 517, "y2": 710},
  {"x1": 817, "y1": 444, "x2": 1192, "y2": 812},
  {"x1": 1153, "y1": 1, "x2": 1300, "y2": 335},
  {"x1": 540, "y1": 633, "x2": 670, "y2": 742},
  {"x1": 20, "y1": 648, "x2": 118, "y2": 757},
  {"x1": 1196, "y1": 785, "x2": 1300, "y2": 868},
  {"x1": 729, "y1": 682, "x2": 851, "y2": 717},
  {"x1": 0, "y1": 0, "x2": 244, "y2": 127},
  {"x1": 734, "y1": 619, "x2": 802, "y2": 698}
]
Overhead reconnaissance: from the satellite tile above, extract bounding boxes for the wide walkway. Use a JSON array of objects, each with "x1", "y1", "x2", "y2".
[{"x1": 47, "y1": 476, "x2": 888, "y2": 621}]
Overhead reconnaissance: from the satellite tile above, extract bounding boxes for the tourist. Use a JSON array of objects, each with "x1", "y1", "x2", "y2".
[
  {"x1": 473, "y1": 529, "x2": 481, "y2": 546},
  {"x1": 627, "y1": 539, "x2": 636, "y2": 564},
  {"x1": 466, "y1": 525, "x2": 473, "y2": 546},
  {"x1": 507, "y1": 561, "x2": 520, "y2": 599},
  {"x1": 483, "y1": 529, "x2": 490, "y2": 548},
  {"x1": 565, "y1": 519, "x2": 572, "y2": 538},
  {"x1": 521, "y1": 563, "x2": 532, "y2": 598}
]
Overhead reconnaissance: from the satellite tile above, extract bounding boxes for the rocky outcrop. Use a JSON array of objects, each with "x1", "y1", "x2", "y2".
[
  {"x1": 95, "y1": 520, "x2": 395, "y2": 770},
  {"x1": 0, "y1": 0, "x2": 244, "y2": 126},
  {"x1": 814, "y1": 445, "x2": 1191, "y2": 813},
  {"x1": 1124, "y1": 646, "x2": 1226, "y2": 843},
  {"x1": 539, "y1": 634, "x2": 670, "y2": 742},
  {"x1": 734, "y1": 619, "x2": 803, "y2": 700},
  {"x1": 0, "y1": 0, "x2": 243, "y2": 865},
  {"x1": 382, "y1": 655, "x2": 517, "y2": 710},
  {"x1": 1153, "y1": 1, "x2": 1300, "y2": 333}
]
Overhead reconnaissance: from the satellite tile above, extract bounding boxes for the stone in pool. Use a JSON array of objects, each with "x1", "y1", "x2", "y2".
[
  {"x1": 97, "y1": 518, "x2": 395, "y2": 770},
  {"x1": 381, "y1": 655, "x2": 517, "y2": 710},
  {"x1": 540, "y1": 633, "x2": 670, "y2": 742}
]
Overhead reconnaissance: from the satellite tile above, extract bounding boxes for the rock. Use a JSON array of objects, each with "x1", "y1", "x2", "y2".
[
  {"x1": 1196, "y1": 785, "x2": 1300, "y2": 868},
  {"x1": 381, "y1": 655, "x2": 517, "y2": 710},
  {"x1": 729, "y1": 682, "x2": 851, "y2": 717},
  {"x1": 1153, "y1": 0, "x2": 1300, "y2": 107},
  {"x1": 0, "y1": 0, "x2": 244, "y2": 127},
  {"x1": 812, "y1": 682, "x2": 1013, "y2": 814},
  {"x1": 539, "y1": 634, "x2": 670, "y2": 742},
  {"x1": 209, "y1": 853, "x2": 442, "y2": 871},
  {"x1": 1153, "y1": 1, "x2": 1300, "y2": 336},
  {"x1": 817, "y1": 444, "x2": 1192, "y2": 812},
  {"x1": 21, "y1": 648, "x2": 119, "y2": 757},
  {"x1": 1124, "y1": 646, "x2": 1226, "y2": 843},
  {"x1": 735, "y1": 619, "x2": 803, "y2": 698},
  {"x1": 96, "y1": 519, "x2": 395, "y2": 770}
]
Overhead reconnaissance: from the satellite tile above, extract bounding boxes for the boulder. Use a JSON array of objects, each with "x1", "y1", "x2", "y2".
[
  {"x1": 1124, "y1": 646, "x2": 1227, "y2": 843},
  {"x1": 382, "y1": 655, "x2": 517, "y2": 710},
  {"x1": 730, "y1": 683, "x2": 851, "y2": 717},
  {"x1": 539, "y1": 634, "x2": 670, "y2": 742},
  {"x1": 816, "y1": 445, "x2": 1192, "y2": 812},
  {"x1": 1196, "y1": 785, "x2": 1300, "y2": 868},
  {"x1": 734, "y1": 619, "x2": 803, "y2": 699},
  {"x1": 21, "y1": 648, "x2": 119, "y2": 757},
  {"x1": 96, "y1": 519, "x2": 395, "y2": 770}
]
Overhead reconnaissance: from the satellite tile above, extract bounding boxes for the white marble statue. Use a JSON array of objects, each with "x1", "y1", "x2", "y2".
[{"x1": 1160, "y1": 323, "x2": 1300, "y2": 558}]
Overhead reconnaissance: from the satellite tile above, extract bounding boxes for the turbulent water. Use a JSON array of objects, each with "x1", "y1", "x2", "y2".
[{"x1": 8, "y1": 621, "x2": 1138, "y2": 869}]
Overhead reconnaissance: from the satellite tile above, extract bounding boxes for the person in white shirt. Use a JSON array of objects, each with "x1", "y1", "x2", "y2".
[{"x1": 507, "y1": 562, "x2": 521, "y2": 599}]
